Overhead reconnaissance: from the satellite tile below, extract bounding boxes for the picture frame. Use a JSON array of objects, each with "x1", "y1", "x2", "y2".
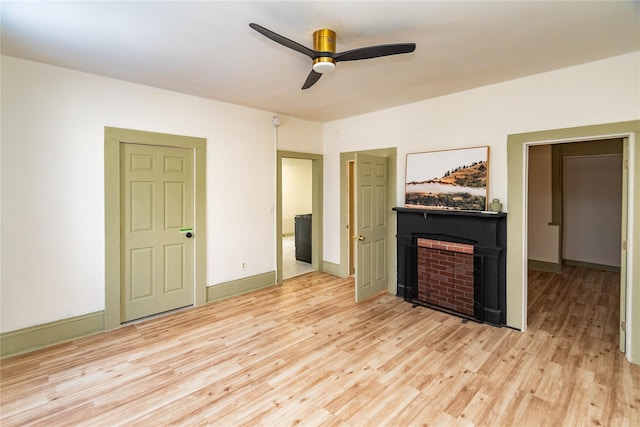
[{"x1": 405, "y1": 146, "x2": 489, "y2": 211}]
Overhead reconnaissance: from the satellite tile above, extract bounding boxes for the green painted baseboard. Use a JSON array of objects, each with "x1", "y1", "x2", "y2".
[
  {"x1": 1, "y1": 311, "x2": 104, "y2": 359},
  {"x1": 528, "y1": 259, "x2": 562, "y2": 273},
  {"x1": 207, "y1": 271, "x2": 277, "y2": 303},
  {"x1": 1, "y1": 272, "x2": 279, "y2": 359},
  {"x1": 529, "y1": 258, "x2": 621, "y2": 273},
  {"x1": 321, "y1": 260, "x2": 344, "y2": 277},
  {"x1": 563, "y1": 259, "x2": 620, "y2": 272}
]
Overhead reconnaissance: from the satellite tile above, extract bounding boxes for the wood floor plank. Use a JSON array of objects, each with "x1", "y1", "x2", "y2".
[{"x1": 1, "y1": 267, "x2": 639, "y2": 425}]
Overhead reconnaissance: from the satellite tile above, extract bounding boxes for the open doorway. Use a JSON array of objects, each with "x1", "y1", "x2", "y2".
[
  {"x1": 527, "y1": 139, "x2": 624, "y2": 349},
  {"x1": 281, "y1": 158, "x2": 314, "y2": 279},
  {"x1": 507, "y1": 121, "x2": 639, "y2": 362},
  {"x1": 276, "y1": 151, "x2": 323, "y2": 284}
]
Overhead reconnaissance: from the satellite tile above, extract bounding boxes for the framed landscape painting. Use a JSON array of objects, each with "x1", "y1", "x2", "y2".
[{"x1": 405, "y1": 146, "x2": 489, "y2": 211}]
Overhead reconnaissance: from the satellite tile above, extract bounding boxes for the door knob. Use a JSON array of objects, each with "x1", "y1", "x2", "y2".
[
  {"x1": 185, "y1": 232, "x2": 193, "y2": 238},
  {"x1": 358, "y1": 235, "x2": 365, "y2": 241}
]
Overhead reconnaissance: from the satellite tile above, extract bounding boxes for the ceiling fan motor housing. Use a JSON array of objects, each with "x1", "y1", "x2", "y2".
[{"x1": 313, "y1": 29, "x2": 336, "y2": 72}]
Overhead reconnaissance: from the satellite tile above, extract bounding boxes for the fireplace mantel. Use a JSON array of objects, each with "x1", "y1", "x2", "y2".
[
  {"x1": 393, "y1": 207, "x2": 507, "y2": 325},
  {"x1": 394, "y1": 207, "x2": 506, "y2": 218}
]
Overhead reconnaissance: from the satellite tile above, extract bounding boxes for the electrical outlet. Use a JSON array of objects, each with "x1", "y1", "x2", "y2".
[{"x1": 241, "y1": 261, "x2": 246, "y2": 270}]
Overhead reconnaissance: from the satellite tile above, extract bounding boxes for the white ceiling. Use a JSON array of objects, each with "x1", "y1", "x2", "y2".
[{"x1": 2, "y1": 1, "x2": 639, "y2": 122}]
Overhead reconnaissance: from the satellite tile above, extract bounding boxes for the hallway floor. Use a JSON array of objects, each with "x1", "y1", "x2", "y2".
[{"x1": 282, "y1": 234, "x2": 314, "y2": 280}]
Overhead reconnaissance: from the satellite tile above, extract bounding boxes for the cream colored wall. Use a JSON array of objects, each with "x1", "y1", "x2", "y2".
[
  {"x1": 282, "y1": 158, "x2": 312, "y2": 235},
  {"x1": 0, "y1": 56, "x2": 322, "y2": 333},
  {"x1": 527, "y1": 145, "x2": 560, "y2": 264},
  {"x1": 563, "y1": 154, "x2": 622, "y2": 267},
  {"x1": 276, "y1": 117, "x2": 323, "y2": 154},
  {"x1": 322, "y1": 52, "x2": 639, "y2": 330}
]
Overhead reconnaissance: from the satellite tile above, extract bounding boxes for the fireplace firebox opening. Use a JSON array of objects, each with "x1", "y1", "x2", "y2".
[
  {"x1": 407, "y1": 237, "x2": 483, "y2": 322},
  {"x1": 416, "y1": 238, "x2": 477, "y2": 317}
]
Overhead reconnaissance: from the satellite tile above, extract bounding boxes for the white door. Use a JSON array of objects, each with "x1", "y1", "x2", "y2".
[
  {"x1": 121, "y1": 143, "x2": 195, "y2": 322},
  {"x1": 355, "y1": 153, "x2": 388, "y2": 302}
]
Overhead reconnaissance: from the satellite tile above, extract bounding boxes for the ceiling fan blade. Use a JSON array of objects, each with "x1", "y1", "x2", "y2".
[
  {"x1": 302, "y1": 70, "x2": 322, "y2": 90},
  {"x1": 333, "y1": 43, "x2": 416, "y2": 62},
  {"x1": 249, "y1": 23, "x2": 315, "y2": 59}
]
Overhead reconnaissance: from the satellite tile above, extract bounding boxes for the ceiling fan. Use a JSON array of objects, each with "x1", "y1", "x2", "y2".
[{"x1": 249, "y1": 23, "x2": 416, "y2": 90}]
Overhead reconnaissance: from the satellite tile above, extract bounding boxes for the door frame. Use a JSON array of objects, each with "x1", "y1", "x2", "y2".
[
  {"x1": 276, "y1": 150, "x2": 323, "y2": 284},
  {"x1": 104, "y1": 127, "x2": 207, "y2": 330},
  {"x1": 507, "y1": 120, "x2": 639, "y2": 363},
  {"x1": 347, "y1": 160, "x2": 355, "y2": 276},
  {"x1": 340, "y1": 148, "x2": 397, "y2": 292}
]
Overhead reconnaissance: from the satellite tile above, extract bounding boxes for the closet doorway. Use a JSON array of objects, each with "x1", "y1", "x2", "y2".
[
  {"x1": 507, "y1": 121, "x2": 638, "y2": 362},
  {"x1": 527, "y1": 139, "x2": 625, "y2": 350}
]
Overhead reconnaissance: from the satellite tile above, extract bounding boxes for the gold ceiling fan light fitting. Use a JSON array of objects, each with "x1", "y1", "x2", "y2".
[
  {"x1": 312, "y1": 29, "x2": 336, "y2": 73},
  {"x1": 313, "y1": 29, "x2": 336, "y2": 53},
  {"x1": 313, "y1": 56, "x2": 336, "y2": 66}
]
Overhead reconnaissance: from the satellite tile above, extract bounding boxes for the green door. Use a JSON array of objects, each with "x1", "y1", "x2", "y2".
[
  {"x1": 121, "y1": 143, "x2": 195, "y2": 322},
  {"x1": 355, "y1": 153, "x2": 388, "y2": 302}
]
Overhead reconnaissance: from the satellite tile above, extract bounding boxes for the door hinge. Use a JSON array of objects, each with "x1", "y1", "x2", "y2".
[
  {"x1": 621, "y1": 320, "x2": 626, "y2": 332},
  {"x1": 624, "y1": 159, "x2": 628, "y2": 169},
  {"x1": 622, "y1": 240, "x2": 627, "y2": 250}
]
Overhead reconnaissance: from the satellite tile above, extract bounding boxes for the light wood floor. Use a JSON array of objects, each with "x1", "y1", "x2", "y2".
[{"x1": 1, "y1": 266, "x2": 638, "y2": 426}]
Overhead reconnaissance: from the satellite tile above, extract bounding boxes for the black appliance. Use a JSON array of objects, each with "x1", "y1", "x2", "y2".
[{"x1": 294, "y1": 214, "x2": 312, "y2": 263}]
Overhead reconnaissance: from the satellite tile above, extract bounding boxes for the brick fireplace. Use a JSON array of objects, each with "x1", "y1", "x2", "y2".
[
  {"x1": 416, "y1": 238, "x2": 475, "y2": 317},
  {"x1": 393, "y1": 207, "x2": 506, "y2": 326}
]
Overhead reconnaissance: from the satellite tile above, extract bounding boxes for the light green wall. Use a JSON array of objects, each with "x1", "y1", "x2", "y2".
[{"x1": 507, "y1": 120, "x2": 640, "y2": 363}]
